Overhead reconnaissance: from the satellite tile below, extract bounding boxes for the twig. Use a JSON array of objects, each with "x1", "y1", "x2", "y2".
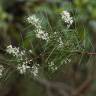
[
  {"x1": 72, "y1": 78, "x2": 92, "y2": 96},
  {"x1": 33, "y1": 78, "x2": 73, "y2": 96}
]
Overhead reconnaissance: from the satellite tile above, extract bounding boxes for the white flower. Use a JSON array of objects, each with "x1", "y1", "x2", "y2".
[
  {"x1": 27, "y1": 14, "x2": 42, "y2": 30},
  {"x1": 27, "y1": 14, "x2": 49, "y2": 41},
  {"x1": 31, "y1": 64, "x2": 39, "y2": 77},
  {"x1": 27, "y1": 14, "x2": 40, "y2": 26},
  {"x1": 0, "y1": 65, "x2": 4, "y2": 78},
  {"x1": 6, "y1": 45, "x2": 25, "y2": 61},
  {"x1": 48, "y1": 62, "x2": 58, "y2": 72},
  {"x1": 6, "y1": 45, "x2": 20, "y2": 57},
  {"x1": 61, "y1": 11, "x2": 73, "y2": 28},
  {"x1": 29, "y1": 50, "x2": 32, "y2": 53},
  {"x1": 17, "y1": 63, "x2": 39, "y2": 77},
  {"x1": 17, "y1": 64, "x2": 30, "y2": 74},
  {"x1": 36, "y1": 29, "x2": 49, "y2": 40},
  {"x1": 6, "y1": 45, "x2": 40, "y2": 76}
]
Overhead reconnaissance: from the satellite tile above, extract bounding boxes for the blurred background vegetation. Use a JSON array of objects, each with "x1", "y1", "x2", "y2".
[{"x1": 0, "y1": 0, "x2": 96, "y2": 96}]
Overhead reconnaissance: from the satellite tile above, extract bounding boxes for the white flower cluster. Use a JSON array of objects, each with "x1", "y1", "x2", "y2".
[
  {"x1": 6, "y1": 45, "x2": 39, "y2": 77},
  {"x1": 27, "y1": 14, "x2": 49, "y2": 41},
  {"x1": 27, "y1": 14, "x2": 40, "y2": 27},
  {"x1": 6, "y1": 45, "x2": 33, "y2": 64},
  {"x1": 36, "y1": 30, "x2": 48, "y2": 40},
  {"x1": 17, "y1": 63, "x2": 39, "y2": 77},
  {"x1": 0, "y1": 65, "x2": 4, "y2": 78},
  {"x1": 6, "y1": 45, "x2": 25, "y2": 61},
  {"x1": 48, "y1": 62, "x2": 58, "y2": 72},
  {"x1": 61, "y1": 11, "x2": 73, "y2": 28},
  {"x1": 17, "y1": 63, "x2": 30, "y2": 74},
  {"x1": 31, "y1": 64, "x2": 39, "y2": 77}
]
